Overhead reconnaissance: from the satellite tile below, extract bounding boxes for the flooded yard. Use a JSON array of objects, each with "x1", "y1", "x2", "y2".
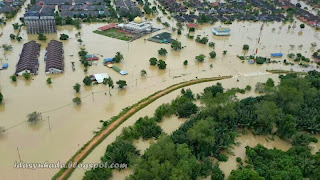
[{"x1": 0, "y1": 1, "x2": 319, "y2": 179}]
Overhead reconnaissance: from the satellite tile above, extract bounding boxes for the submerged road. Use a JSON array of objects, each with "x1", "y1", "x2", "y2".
[{"x1": 53, "y1": 75, "x2": 233, "y2": 180}]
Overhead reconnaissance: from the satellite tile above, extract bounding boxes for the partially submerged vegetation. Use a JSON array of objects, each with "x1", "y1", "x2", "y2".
[{"x1": 83, "y1": 71, "x2": 320, "y2": 179}]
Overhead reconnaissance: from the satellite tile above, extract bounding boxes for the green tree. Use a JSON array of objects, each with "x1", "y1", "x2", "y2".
[
  {"x1": 2, "y1": 44, "x2": 13, "y2": 51},
  {"x1": 27, "y1": 112, "x2": 41, "y2": 124},
  {"x1": 158, "y1": 48, "x2": 167, "y2": 56},
  {"x1": 9, "y1": 34, "x2": 16, "y2": 40},
  {"x1": 114, "y1": 52, "x2": 124, "y2": 63},
  {"x1": 73, "y1": 83, "x2": 81, "y2": 93},
  {"x1": 16, "y1": 36, "x2": 22, "y2": 42},
  {"x1": 104, "y1": 77, "x2": 114, "y2": 96},
  {"x1": 171, "y1": 40, "x2": 182, "y2": 50},
  {"x1": 83, "y1": 76, "x2": 92, "y2": 86},
  {"x1": 223, "y1": 50, "x2": 227, "y2": 55},
  {"x1": 196, "y1": 54, "x2": 206, "y2": 62},
  {"x1": 228, "y1": 168, "x2": 264, "y2": 180},
  {"x1": 176, "y1": 101, "x2": 198, "y2": 118},
  {"x1": 22, "y1": 72, "x2": 30, "y2": 80},
  {"x1": 141, "y1": 69, "x2": 147, "y2": 76},
  {"x1": 254, "y1": 101, "x2": 280, "y2": 134},
  {"x1": 59, "y1": 33, "x2": 69, "y2": 40},
  {"x1": 187, "y1": 118, "x2": 215, "y2": 156},
  {"x1": 184, "y1": 60, "x2": 188, "y2": 65},
  {"x1": 10, "y1": 75, "x2": 17, "y2": 82},
  {"x1": 38, "y1": 33, "x2": 47, "y2": 41},
  {"x1": 212, "y1": 164, "x2": 225, "y2": 180},
  {"x1": 46, "y1": 77, "x2": 52, "y2": 84},
  {"x1": 157, "y1": 60, "x2": 167, "y2": 69},
  {"x1": 116, "y1": 80, "x2": 127, "y2": 88},
  {"x1": 243, "y1": 44, "x2": 249, "y2": 50},
  {"x1": 72, "y1": 97, "x2": 82, "y2": 105},
  {"x1": 277, "y1": 115, "x2": 296, "y2": 138},
  {"x1": 209, "y1": 42, "x2": 215, "y2": 47},
  {"x1": 149, "y1": 57, "x2": 158, "y2": 65},
  {"x1": 209, "y1": 51, "x2": 216, "y2": 58},
  {"x1": 12, "y1": 23, "x2": 19, "y2": 30},
  {"x1": 300, "y1": 24, "x2": 305, "y2": 29},
  {"x1": 0, "y1": 93, "x2": 3, "y2": 103}
]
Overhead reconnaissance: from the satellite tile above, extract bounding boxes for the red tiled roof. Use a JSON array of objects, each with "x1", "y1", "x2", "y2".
[{"x1": 98, "y1": 23, "x2": 116, "y2": 31}]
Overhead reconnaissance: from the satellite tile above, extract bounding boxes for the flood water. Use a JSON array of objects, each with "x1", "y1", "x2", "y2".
[{"x1": 0, "y1": 0, "x2": 319, "y2": 179}]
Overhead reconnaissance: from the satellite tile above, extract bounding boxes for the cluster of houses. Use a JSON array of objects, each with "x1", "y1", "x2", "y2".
[
  {"x1": 157, "y1": 0, "x2": 186, "y2": 13},
  {"x1": 0, "y1": 0, "x2": 24, "y2": 15},
  {"x1": 15, "y1": 40, "x2": 64, "y2": 76},
  {"x1": 275, "y1": 0, "x2": 320, "y2": 28},
  {"x1": 170, "y1": 0, "x2": 287, "y2": 23},
  {"x1": 114, "y1": 0, "x2": 141, "y2": 17}
]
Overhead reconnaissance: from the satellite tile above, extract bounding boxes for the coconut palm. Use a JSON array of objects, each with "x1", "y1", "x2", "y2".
[{"x1": 114, "y1": 52, "x2": 124, "y2": 63}]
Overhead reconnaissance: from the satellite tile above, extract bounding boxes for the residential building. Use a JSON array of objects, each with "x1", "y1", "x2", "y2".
[
  {"x1": 24, "y1": 5, "x2": 56, "y2": 34},
  {"x1": 45, "y1": 40, "x2": 64, "y2": 74},
  {"x1": 15, "y1": 41, "x2": 41, "y2": 76}
]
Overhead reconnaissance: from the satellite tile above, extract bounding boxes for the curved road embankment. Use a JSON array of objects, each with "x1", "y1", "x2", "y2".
[{"x1": 53, "y1": 76, "x2": 232, "y2": 180}]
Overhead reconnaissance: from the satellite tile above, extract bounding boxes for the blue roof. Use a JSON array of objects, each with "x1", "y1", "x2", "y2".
[
  {"x1": 2, "y1": 63, "x2": 8, "y2": 69},
  {"x1": 85, "y1": 54, "x2": 96, "y2": 58},
  {"x1": 271, "y1": 53, "x2": 283, "y2": 57},
  {"x1": 104, "y1": 58, "x2": 114, "y2": 62}
]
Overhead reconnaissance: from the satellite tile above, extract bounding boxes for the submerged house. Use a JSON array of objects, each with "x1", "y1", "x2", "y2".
[
  {"x1": 212, "y1": 27, "x2": 230, "y2": 36},
  {"x1": 45, "y1": 40, "x2": 64, "y2": 74},
  {"x1": 15, "y1": 41, "x2": 41, "y2": 76}
]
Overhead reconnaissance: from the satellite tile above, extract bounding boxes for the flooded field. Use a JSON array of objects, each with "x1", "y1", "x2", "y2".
[
  {"x1": 219, "y1": 132, "x2": 292, "y2": 177},
  {"x1": 0, "y1": 1, "x2": 320, "y2": 179}
]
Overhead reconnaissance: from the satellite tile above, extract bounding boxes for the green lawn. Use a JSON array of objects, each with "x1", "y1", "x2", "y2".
[{"x1": 93, "y1": 29, "x2": 134, "y2": 41}]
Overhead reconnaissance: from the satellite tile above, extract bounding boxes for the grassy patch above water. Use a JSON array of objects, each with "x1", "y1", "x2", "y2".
[{"x1": 93, "y1": 29, "x2": 134, "y2": 41}]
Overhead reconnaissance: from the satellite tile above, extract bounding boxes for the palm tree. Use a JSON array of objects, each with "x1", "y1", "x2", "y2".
[
  {"x1": 114, "y1": 52, "x2": 124, "y2": 63},
  {"x1": 103, "y1": 77, "x2": 114, "y2": 96}
]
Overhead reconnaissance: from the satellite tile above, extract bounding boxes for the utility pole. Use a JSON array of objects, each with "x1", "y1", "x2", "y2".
[
  {"x1": 92, "y1": 92, "x2": 94, "y2": 102},
  {"x1": 47, "y1": 116, "x2": 51, "y2": 133},
  {"x1": 17, "y1": 147, "x2": 21, "y2": 161}
]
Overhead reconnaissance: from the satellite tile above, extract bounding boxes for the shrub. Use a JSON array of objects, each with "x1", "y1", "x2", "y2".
[{"x1": 72, "y1": 97, "x2": 82, "y2": 105}]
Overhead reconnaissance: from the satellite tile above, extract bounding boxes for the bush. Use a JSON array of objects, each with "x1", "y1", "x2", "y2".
[
  {"x1": 209, "y1": 51, "x2": 216, "y2": 58},
  {"x1": 196, "y1": 54, "x2": 206, "y2": 62},
  {"x1": 217, "y1": 154, "x2": 228, "y2": 162},
  {"x1": 72, "y1": 97, "x2": 82, "y2": 105},
  {"x1": 157, "y1": 60, "x2": 167, "y2": 69},
  {"x1": 116, "y1": 80, "x2": 127, "y2": 88},
  {"x1": 245, "y1": 85, "x2": 252, "y2": 91},
  {"x1": 154, "y1": 104, "x2": 174, "y2": 122},
  {"x1": 243, "y1": 44, "x2": 249, "y2": 50},
  {"x1": 184, "y1": 60, "x2": 188, "y2": 65},
  {"x1": 176, "y1": 101, "x2": 198, "y2": 118},
  {"x1": 149, "y1": 57, "x2": 158, "y2": 65},
  {"x1": 73, "y1": 83, "x2": 81, "y2": 92},
  {"x1": 59, "y1": 33, "x2": 69, "y2": 40},
  {"x1": 46, "y1": 77, "x2": 52, "y2": 84},
  {"x1": 38, "y1": 33, "x2": 47, "y2": 41},
  {"x1": 27, "y1": 112, "x2": 41, "y2": 124},
  {"x1": 158, "y1": 48, "x2": 167, "y2": 56},
  {"x1": 10, "y1": 75, "x2": 17, "y2": 82},
  {"x1": 83, "y1": 76, "x2": 92, "y2": 86},
  {"x1": 22, "y1": 72, "x2": 30, "y2": 80}
]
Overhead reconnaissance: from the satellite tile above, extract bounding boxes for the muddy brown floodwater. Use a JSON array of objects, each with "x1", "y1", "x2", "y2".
[{"x1": 0, "y1": 0, "x2": 319, "y2": 179}]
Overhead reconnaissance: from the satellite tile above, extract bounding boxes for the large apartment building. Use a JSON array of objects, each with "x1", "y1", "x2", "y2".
[{"x1": 24, "y1": 5, "x2": 56, "y2": 34}]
